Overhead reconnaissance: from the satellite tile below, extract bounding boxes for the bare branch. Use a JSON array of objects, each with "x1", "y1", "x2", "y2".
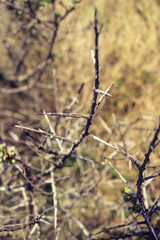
[
  {"x1": 36, "y1": 112, "x2": 89, "y2": 119},
  {"x1": 13, "y1": 124, "x2": 76, "y2": 144}
]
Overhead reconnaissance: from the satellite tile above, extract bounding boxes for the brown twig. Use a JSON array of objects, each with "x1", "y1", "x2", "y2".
[
  {"x1": 36, "y1": 112, "x2": 89, "y2": 119},
  {"x1": 13, "y1": 124, "x2": 76, "y2": 144},
  {"x1": 0, "y1": 206, "x2": 55, "y2": 232}
]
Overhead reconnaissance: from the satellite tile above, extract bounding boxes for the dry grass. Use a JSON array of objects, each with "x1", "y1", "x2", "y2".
[
  {"x1": 55, "y1": 0, "x2": 160, "y2": 119},
  {"x1": 0, "y1": 0, "x2": 160, "y2": 239}
]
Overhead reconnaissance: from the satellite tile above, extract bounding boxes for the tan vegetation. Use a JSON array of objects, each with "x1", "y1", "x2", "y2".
[{"x1": 0, "y1": 0, "x2": 160, "y2": 239}]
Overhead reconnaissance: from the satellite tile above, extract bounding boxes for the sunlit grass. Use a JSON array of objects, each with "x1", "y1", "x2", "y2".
[{"x1": 1, "y1": 0, "x2": 160, "y2": 238}]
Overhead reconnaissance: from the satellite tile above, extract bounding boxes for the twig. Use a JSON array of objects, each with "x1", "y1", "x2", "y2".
[
  {"x1": 0, "y1": 206, "x2": 55, "y2": 232},
  {"x1": 90, "y1": 134, "x2": 118, "y2": 151},
  {"x1": 54, "y1": 8, "x2": 101, "y2": 166},
  {"x1": 118, "y1": 144, "x2": 140, "y2": 169},
  {"x1": 71, "y1": 154, "x2": 99, "y2": 164},
  {"x1": 13, "y1": 124, "x2": 76, "y2": 144},
  {"x1": 143, "y1": 172, "x2": 160, "y2": 182},
  {"x1": 94, "y1": 88, "x2": 112, "y2": 97},
  {"x1": 42, "y1": 109, "x2": 63, "y2": 152},
  {"x1": 148, "y1": 195, "x2": 160, "y2": 217},
  {"x1": 63, "y1": 82, "x2": 85, "y2": 111},
  {"x1": 94, "y1": 83, "x2": 114, "y2": 114},
  {"x1": 50, "y1": 171, "x2": 58, "y2": 232},
  {"x1": 136, "y1": 117, "x2": 160, "y2": 240},
  {"x1": 92, "y1": 220, "x2": 146, "y2": 235},
  {"x1": 72, "y1": 217, "x2": 91, "y2": 239},
  {"x1": 108, "y1": 160, "x2": 136, "y2": 195},
  {"x1": 36, "y1": 112, "x2": 89, "y2": 119},
  {"x1": 92, "y1": 230, "x2": 150, "y2": 240}
]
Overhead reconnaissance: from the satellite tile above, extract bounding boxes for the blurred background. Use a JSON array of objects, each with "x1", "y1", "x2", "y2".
[{"x1": 0, "y1": 0, "x2": 160, "y2": 239}]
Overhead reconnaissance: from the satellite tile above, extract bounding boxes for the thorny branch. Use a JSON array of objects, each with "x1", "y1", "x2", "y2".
[
  {"x1": 0, "y1": 206, "x2": 55, "y2": 232},
  {"x1": 2, "y1": 3, "x2": 160, "y2": 239},
  {"x1": 57, "y1": 8, "x2": 101, "y2": 166},
  {"x1": 93, "y1": 118, "x2": 160, "y2": 239},
  {"x1": 135, "y1": 117, "x2": 160, "y2": 240},
  {"x1": 36, "y1": 112, "x2": 89, "y2": 119},
  {"x1": 7, "y1": 8, "x2": 105, "y2": 235}
]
